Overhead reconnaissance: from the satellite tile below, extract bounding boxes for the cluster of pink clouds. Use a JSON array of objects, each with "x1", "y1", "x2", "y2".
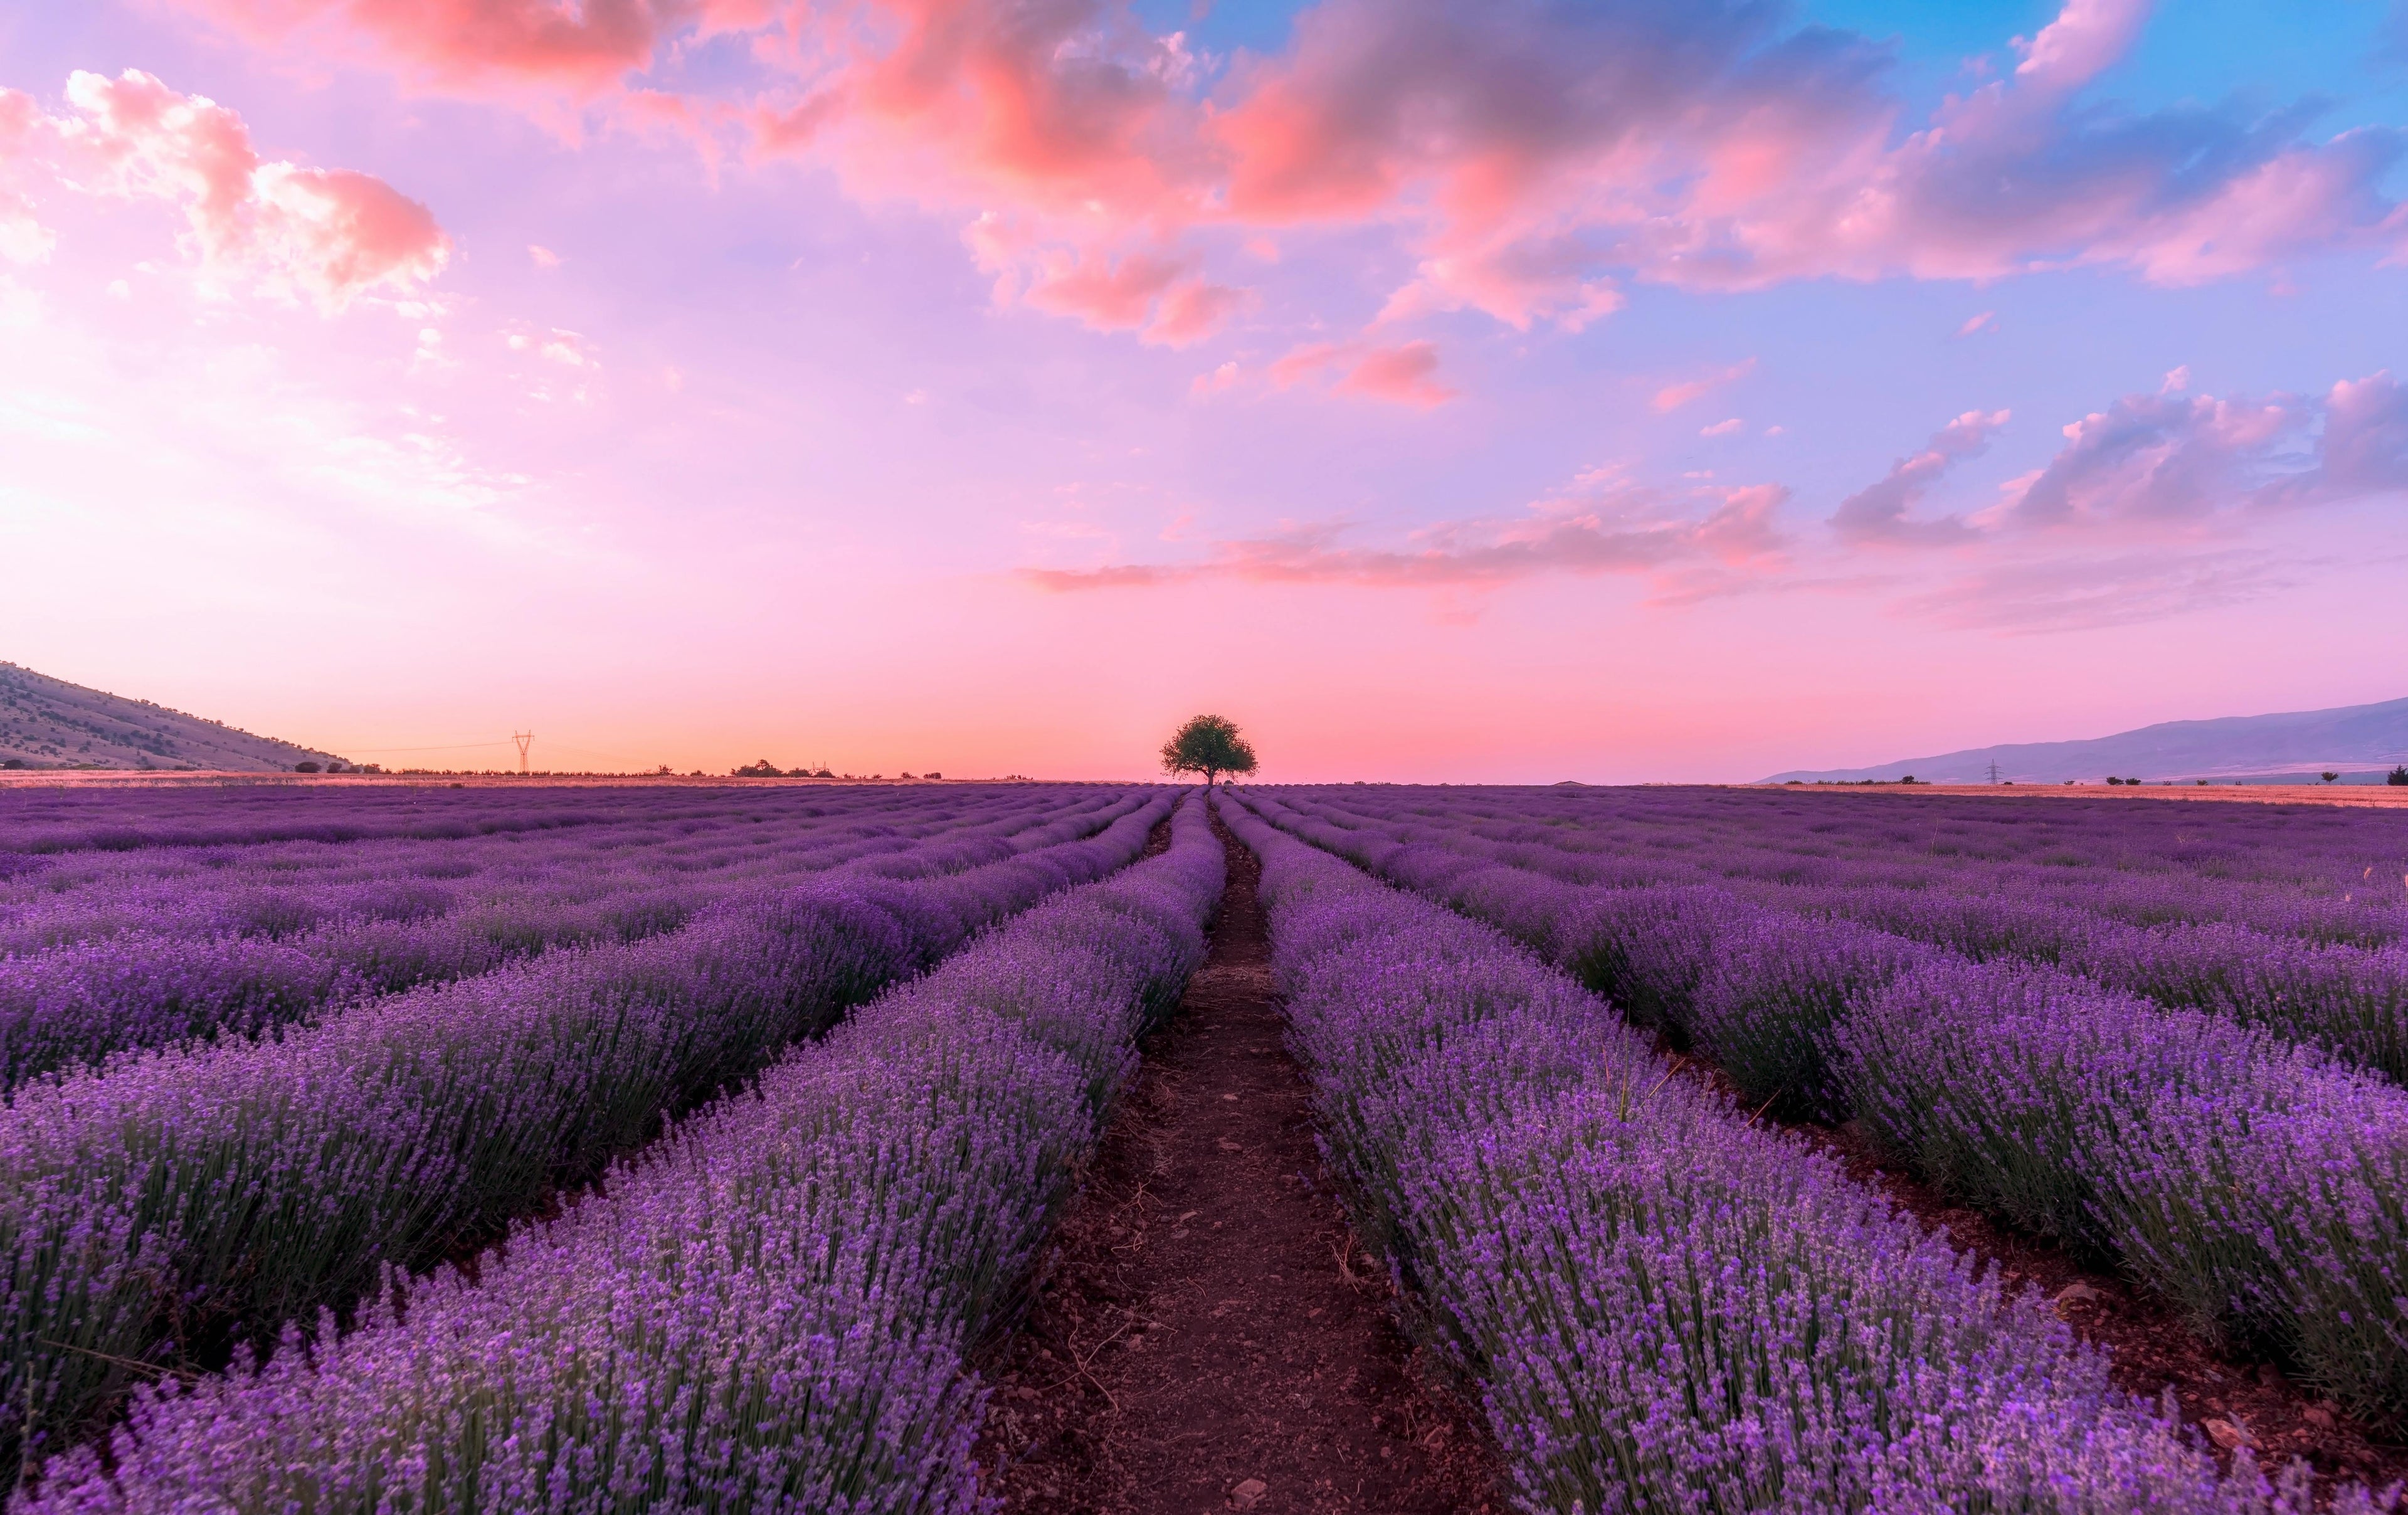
[
  {"x1": 1025, "y1": 465, "x2": 1788, "y2": 594},
  {"x1": 6, "y1": 0, "x2": 2404, "y2": 645},
  {"x1": 1843, "y1": 368, "x2": 2408, "y2": 545},
  {"x1": 0, "y1": 68, "x2": 446, "y2": 306},
  {"x1": 127, "y1": 0, "x2": 2408, "y2": 371},
  {"x1": 1032, "y1": 364, "x2": 2408, "y2": 609}
]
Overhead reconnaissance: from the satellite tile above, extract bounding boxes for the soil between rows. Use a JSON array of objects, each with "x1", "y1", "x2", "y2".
[{"x1": 973, "y1": 813, "x2": 1501, "y2": 1514}]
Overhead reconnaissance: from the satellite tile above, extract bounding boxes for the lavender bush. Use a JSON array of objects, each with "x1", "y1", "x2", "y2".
[{"x1": 1843, "y1": 958, "x2": 2408, "y2": 1419}]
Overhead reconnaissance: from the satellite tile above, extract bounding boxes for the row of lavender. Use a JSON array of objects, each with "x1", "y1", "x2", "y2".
[
  {"x1": 1239, "y1": 788, "x2": 2408, "y2": 1428},
  {"x1": 0, "y1": 788, "x2": 1176, "y2": 1483},
  {"x1": 0, "y1": 789, "x2": 1127, "y2": 981},
  {"x1": 0, "y1": 786, "x2": 1065, "y2": 952},
  {"x1": 0, "y1": 788, "x2": 1134, "y2": 1085},
  {"x1": 1341, "y1": 786, "x2": 2408, "y2": 947},
  {"x1": 16, "y1": 791, "x2": 1223, "y2": 1511},
  {"x1": 0, "y1": 781, "x2": 841, "y2": 853},
  {"x1": 1292, "y1": 788, "x2": 2408, "y2": 1084},
  {"x1": 1221, "y1": 793, "x2": 2370, "y2": 1513}
]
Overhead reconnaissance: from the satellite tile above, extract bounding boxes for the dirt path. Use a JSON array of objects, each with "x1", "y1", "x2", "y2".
[{"x1": 974, "y1": 814, "x2": 1501, "y2": 1514}]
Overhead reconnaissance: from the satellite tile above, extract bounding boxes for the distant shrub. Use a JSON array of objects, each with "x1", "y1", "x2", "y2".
[
  {"x1": 1899, "y1": 774, "x2": 1917, "y2": 784},
  {"x1": 2106, "y1": 776, "x2": 2123, "y2": 786},
  {"x1": 731, "y1": 759, "x2": 783, "y2": 778},
  {"x1": 293, "y1": 762, "x2": 320, "y2": 774},
  {"x1": 2323, "y1": 772, "x2": 2341, "y2": 784},
  {"x1": 0, "y1": 759, "x2": 23, "y2": 771},
  {"x1": 924, "y1": 771, "x2": 942, "y2": 780},
  {"x1": 2390, "y1": 766, "x2": 2408, "y2": 787}
]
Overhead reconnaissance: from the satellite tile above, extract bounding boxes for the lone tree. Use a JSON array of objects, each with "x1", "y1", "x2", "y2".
[{"x1": 1161, "y1": 714, "x2": 1258, "y2": 787}]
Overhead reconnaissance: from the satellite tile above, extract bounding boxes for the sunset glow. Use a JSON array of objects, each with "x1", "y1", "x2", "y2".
[{"x1": 3, "y1": 0, "x2": 2405, "y2": 778}]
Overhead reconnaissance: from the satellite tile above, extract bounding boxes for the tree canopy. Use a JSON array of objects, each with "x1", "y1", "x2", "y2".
[{"x1": 1160, "y1": 714, "x2": 1258, "y2": 786}]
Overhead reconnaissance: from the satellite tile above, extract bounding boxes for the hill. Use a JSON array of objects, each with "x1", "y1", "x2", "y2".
[
  {"x1": 0, "y1": 663, "x2": 346, "y2": 773},
  {"x1": 1762, "y1": 696, "x2": 2408, "y2": 785}
]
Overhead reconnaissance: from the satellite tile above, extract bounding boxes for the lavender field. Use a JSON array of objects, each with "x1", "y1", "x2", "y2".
[
  {"x1": 8, "y1": 778, "x2": 2408, "y2": 1511},
  {"x1": 0, "y1": 779, "x2": 1205, "y2": 1496}
]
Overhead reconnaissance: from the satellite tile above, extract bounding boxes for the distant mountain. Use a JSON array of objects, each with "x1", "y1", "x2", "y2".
[
  {"x1": 1762, "y1": 696, "x2": 2408, "y2": 785},
  {"x1": 0, "y1": 663, "x2": 346, "y2": 773}
]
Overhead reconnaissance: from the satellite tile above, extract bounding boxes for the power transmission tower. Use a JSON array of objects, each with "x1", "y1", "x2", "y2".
[
  {"x1": 512, "y1": 731, "x2": 533, "y2": 774},
  {"x1": 1987, "y1": 759, "x2": 2002, "y2": 784}
]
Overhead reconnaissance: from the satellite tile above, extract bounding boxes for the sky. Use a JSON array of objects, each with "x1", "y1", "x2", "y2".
[{"x1": 1, "y1": 0, "x2": 2405, "y2": 783}]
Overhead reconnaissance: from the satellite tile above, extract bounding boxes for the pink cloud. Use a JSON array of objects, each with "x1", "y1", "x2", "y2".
[
  {"x1": 162, "y1": 0, "x2": 681, "y2": 94},
  {"x1": 1024, "y1": 468, "x2": 1787, "y2": 591},
  {"x1": 803, "y1": 0, "x2": 1210, "y2": 227},
  {"x1": 2009, "y1": 390, "x2": 2313, "y2": 527},
  {"x1": 1268, "y1": 340, "x2": 1347, "y2": 389},
  {"x1": 2012, "y1": 0, "x2": 2150, "y2": 92},
  {"x1": 0, "y1": 88, "x2": 56, "y2": 262},
  {"x1": 1699, "y1": 417, "x2": 1745, "y2": 437},
  {"x1": 1337, "y1": 341, "x2": 1455, "y2": 407},
  {"x1": 2311, "y1": 372, "x2": 2408, "y2": 500},
  {"x1": 1144, "y1": 276, "x2": 1249, "y2": 346},
  {"x1": 1999, "y1": 371, "x2": 2408, "y2": 529},
  {"x1": 1208, "y1": 0, "x2": 2406, "y2": 318},
  {"x1": 1953, "y1": 310, "x2": 1997, "y2": 337},
  {"x1": 147, "y1": 0, "x2": 2408, "y2": 342},
  {"x1": 1264, "y1": 337, "x2": 1456, "y2": 406},
  {"x1": 529, "y1": 243, "x2": 561, "y2": 268},
  {"x1": 1652, "y1": 357, "x2": 1756, "y2": 412},
  {"x1": 1830, "y1": 409, "x2": 2010, "y2": 545},
  {"x1": 0, "y1": 70, "x2": 448, "y2": 306},
  {"x1": 1189, "y1": 360, "x2": 1240, "y2": 398},
  {"x1": 1025, "y1": 249, "x2": 1183, "y2": 328},
  {"x1": 1013, "y1": 246, "x2": 1246, "y2": 346}
]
